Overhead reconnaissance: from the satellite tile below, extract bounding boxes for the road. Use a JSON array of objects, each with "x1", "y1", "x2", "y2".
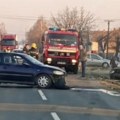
[{"x1": 0, "y1": 75, "x2": 120, "y2": 120}]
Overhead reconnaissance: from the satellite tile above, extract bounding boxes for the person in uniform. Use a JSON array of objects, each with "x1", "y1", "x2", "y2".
[
  {"x1": 23, "y1": 43, "x2": 30, "y2": 54},
  {"x1": 29, "y1": 43, "x2": 39, "y2": 60}
]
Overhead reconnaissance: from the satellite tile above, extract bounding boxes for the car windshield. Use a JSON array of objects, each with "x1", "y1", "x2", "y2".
[
  {"x1": 87, "y1": 54, "x2": 103, "y2": 60},
  {"x1": 1, "y1": 39, "x2": 16, "y2": 46},
  {"x1": 92, "y1": 54, "x2": 103, "y2": 60},
  {"x1": 25, "y1": 54, "x2": 44, "y2": 66},
  {"x1": 48, "y1": 34, "x2": 77, "y2": 46}
]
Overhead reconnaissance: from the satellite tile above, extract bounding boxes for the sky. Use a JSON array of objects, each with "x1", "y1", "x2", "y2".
[{"x1": 0, "y1": 0, "x2": 120, "y2": 41}]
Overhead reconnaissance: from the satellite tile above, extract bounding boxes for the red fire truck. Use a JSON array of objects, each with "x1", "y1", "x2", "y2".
[
  {"x1": 42, "y1": 28, "x2": 80, "y2": 74},
  {"x1": 0, "y1": 34, "x2": 18, "y2": 51}
]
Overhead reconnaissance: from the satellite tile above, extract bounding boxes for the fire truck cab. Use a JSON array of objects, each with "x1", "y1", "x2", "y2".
[
  {"x1": 42, "y1": 28, "x2": 80, "y2": 74},
  {"x1": 0, "y1": 34, "x2": 18, "y2": 51}
]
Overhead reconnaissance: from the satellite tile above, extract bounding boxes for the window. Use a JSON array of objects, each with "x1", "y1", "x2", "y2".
[
  {"x1": 91, "y1": 54, "x2": 101, "y2": 60},
  {"x1": 12, "y1": 55, "x2": 25, "y2": 65},
  {"x1": 1, "y1": 39, "x2": 16, "y2": 46},
  {"x1": 48, "y1": 34, "x2": 77, "y2": 46},
  {"x1": 3, "y1": 55, "x2": 27, "y2": 65},
  {"x1": 4, "y1": 55, "x2": 12, "y2": 64}
]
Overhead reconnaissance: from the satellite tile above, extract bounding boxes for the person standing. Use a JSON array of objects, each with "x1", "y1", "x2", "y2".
[
  {"x1": 3, "y1": 47, "x2": 11, "y2": 53},
  {"x1": 29, "y1": 43, "x2": 39, "y2": 60},
  {"x1": 110, "y1": 55, "x2": 117, "y2": 69},
  {"x1": 23, "y1": 43, "x2": 30, "y2": 54},
  {"x1": 80, "y1": 45, "x2": 87, "y2": 78}
]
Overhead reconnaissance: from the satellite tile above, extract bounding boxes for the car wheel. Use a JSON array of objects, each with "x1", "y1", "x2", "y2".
[
  {"x1": 36, "y1": 74, "x2": 52, "y2": 88},
  {"x1": 102, "y1": 62, "x2": 109, "y2": 68}
]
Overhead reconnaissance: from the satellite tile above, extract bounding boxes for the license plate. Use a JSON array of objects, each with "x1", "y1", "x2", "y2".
[{"x1": 57, "y1": 62, "x2": 66, "y2": 65}]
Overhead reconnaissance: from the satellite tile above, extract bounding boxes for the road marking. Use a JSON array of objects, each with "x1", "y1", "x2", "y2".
[
  {"x1": 38, "y1": 90, "x2": 47, "y2": 101},
  {"x1": 100, "y1": 89, "x2": 120, "y2": 96},
  {"x1": 51, "y1": 112, "x2": 61, "y2": 120},
  {"x1": 71, "y1": 88, "x2": 120, "y2": 97},
  {"x1": 71, "y1": 88, "x2": 100, "y2": 92}
]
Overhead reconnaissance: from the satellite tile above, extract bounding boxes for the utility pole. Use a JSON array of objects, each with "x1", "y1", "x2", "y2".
[{"x1": 104, "y1": 20, "x2": 114, "y2": 58}]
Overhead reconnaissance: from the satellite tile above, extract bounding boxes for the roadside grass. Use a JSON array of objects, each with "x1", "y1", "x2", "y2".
[
  {"x1": 79, "y1": 66, "x2": 110, "y2": 80},
  {"x1": 78, "y1": 66, "x2": 120, "y2": 91}
]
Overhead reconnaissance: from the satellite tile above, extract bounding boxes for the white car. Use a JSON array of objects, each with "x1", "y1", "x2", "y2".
[{"x1": 86, "y1": 53, "x2": 110, "y2": 68}]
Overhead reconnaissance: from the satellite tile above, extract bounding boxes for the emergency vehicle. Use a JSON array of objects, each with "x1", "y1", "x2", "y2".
[
  {"x1": 42, "y1": 28, "x2": 80, "y2": 74},
  {"x1": 0, "y1": 34, "x2": 18, "y2": 51}
]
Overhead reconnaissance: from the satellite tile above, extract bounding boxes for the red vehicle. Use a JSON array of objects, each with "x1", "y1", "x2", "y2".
[
  {"x1": 0, "y1": 34, "x2": 18, "y2": 51},
  {"x1": 42, "y1": 28, "x2": 80, "y2": 74}
]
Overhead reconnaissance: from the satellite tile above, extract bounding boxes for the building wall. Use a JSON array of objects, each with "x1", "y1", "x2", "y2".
[{"x1": 91, "y1": 41, "x2": 98, "y2": 53}]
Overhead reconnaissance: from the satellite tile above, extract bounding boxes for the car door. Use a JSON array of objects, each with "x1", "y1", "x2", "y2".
[
  {"x1": 0, "y1": 54, "x2": 14, "y2": 81},
  {"x1": 0, "y1": 54, "x2": 6, "y2": 81},
  {"x1": 0, "y1": 54, "x2": 34, "y2": 84},
  {"x1": 86, "y1": 54, "x2": 97, "y2": 66},
  {"x1": 91, "y1": 54, "x2": 103, "y2": 66}
]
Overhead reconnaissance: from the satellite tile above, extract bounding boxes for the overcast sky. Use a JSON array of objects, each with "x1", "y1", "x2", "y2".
[{"x1": 0, "y1": 0, "x2": 120, "y2": 40}]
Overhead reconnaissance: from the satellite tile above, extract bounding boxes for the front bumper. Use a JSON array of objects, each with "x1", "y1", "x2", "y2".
[
  {"x1": 51, "y1": 74, "x2": 66, "y2": 88},
  {"x1": 45, "y1": 57, "x2": 78, "y2": 67}
]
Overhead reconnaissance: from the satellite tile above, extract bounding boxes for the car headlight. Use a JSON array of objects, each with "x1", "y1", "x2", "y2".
[
  {"x1": 53, "y1": 70, "x2": 64, "y2": 75},
  {"x1": 72, "y1": 59, "x2": 77, "y2": 63},
  {"x1": 47, "y1": 58, "x2": 52, "y2": 62}
]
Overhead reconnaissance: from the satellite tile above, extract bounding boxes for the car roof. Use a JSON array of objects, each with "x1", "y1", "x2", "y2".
[{"x1": 0, "y1": 52, "x2": 25, "y2": 56}]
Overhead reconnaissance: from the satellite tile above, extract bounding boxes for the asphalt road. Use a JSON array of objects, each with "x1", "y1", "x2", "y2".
[{"x1": 0, "y1": 82, "x2": 120, "y2": 120}]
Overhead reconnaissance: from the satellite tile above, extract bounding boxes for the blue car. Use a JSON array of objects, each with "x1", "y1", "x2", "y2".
[{"x1": 0, "y1": 52, "x2": 66, "y2": 88}]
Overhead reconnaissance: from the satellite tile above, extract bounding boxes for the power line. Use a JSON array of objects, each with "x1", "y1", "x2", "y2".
[
  {"x1": 0, "y1": 16, "x2": 37, "y2": 21},
  {"x1": 0, "y1": 15, "x2": 48, "y2": 21}
]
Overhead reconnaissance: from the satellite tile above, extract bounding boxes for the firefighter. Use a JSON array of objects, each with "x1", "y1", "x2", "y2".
[
  {"x1": 3, "y1": 47, "x2": 11, "y2": 53},
  {"x1": 7, "y1": 47, "x2": 11, "y2": 53},
  {"x1": 29, "y1": 43, "x2": 39, "y2": 60},
  {"x1": 3, "y1": 48, "x2": 7, "y2": 52},
  {"x1": 23, "y1": 43, "x2": 30, "y2": 54}
]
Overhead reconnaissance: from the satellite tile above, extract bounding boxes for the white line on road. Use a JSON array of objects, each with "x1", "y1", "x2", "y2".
[
  {"x1": 71, "y1": 88, "x2": 120, "y2": 97},
  {"x1": 71, "y1": 88, "x2": 100, "y2": 92},
  {"x1": 51, "y1": 112, "x2": 61, "y2": 120},
  {"x1": 38, "y1": 90, "x2": 47, "y2": 101},
  {"x1": 100, "y1": 89, "x2": 120, "y2": 96}
]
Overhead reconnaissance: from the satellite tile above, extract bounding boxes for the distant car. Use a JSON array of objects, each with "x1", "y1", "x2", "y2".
[
  {"x1": 12, "y1": 49, "x2": 23, "y2": 53},
  {"x1": 110, "y1": 67, "x2": 120, "y2": 80},
  {"x1": 86, "y1": 53, "x2": 110, "y2": 68},
  {"x1": 0, "y1": 52, "x2": 66, "y2": 88}
]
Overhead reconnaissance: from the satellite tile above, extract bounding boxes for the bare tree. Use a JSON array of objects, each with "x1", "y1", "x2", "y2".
[
  {"x1": 26, "y1": 16, "x2": 48, "y2": 48},
  {"x1": 51, "y1": 7, "x2": 95, "y2": 44},
  {"x1": 0, "y1": 23, "x2": 6, "y2": 39}
]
